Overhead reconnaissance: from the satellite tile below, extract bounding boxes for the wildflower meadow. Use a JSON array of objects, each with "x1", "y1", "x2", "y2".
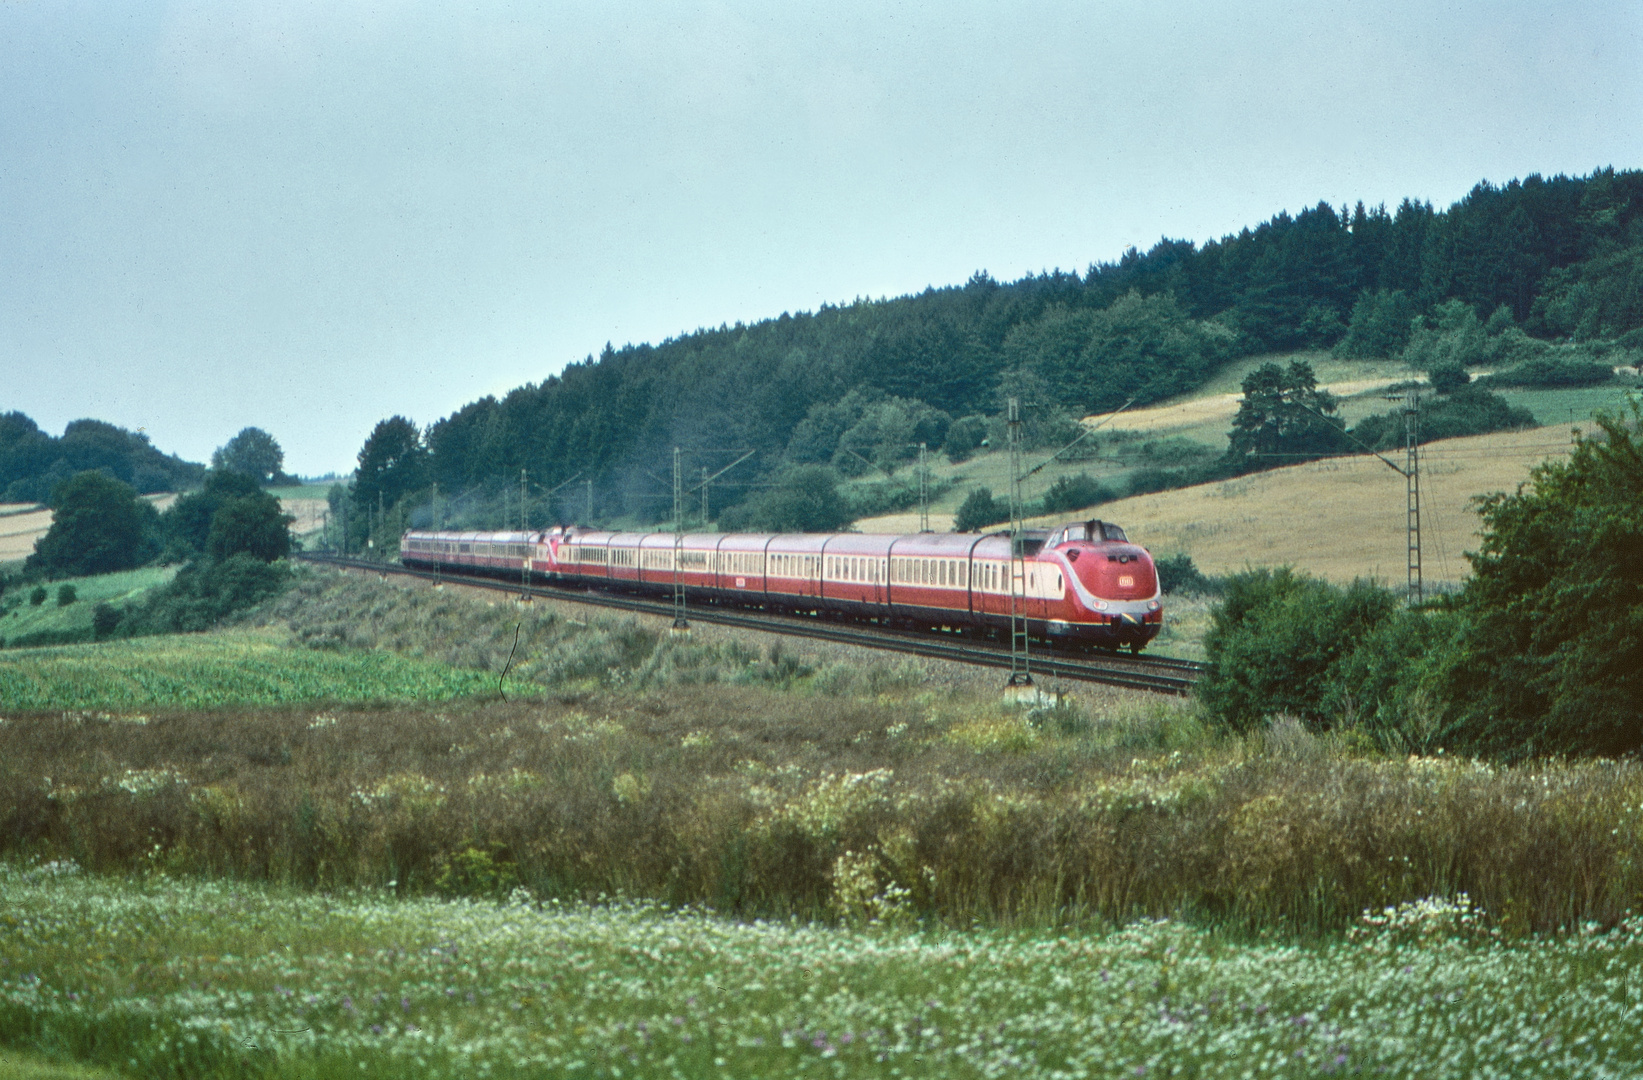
[{"x1": 4, "y1": 865, "x2": 1641, "y2": 1080}]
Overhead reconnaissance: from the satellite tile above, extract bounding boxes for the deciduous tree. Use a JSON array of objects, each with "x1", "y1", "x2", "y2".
[{"x1": 26, "y1": 471, "x2": 160, "y2": 577}]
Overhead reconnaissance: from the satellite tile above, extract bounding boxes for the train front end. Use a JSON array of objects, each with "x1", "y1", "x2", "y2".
[{"x1": 1046, "y1": 520, "x2": 1163, "y2": 652}]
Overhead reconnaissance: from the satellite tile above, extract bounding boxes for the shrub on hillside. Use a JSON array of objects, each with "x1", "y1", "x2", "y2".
[
  {"x1": 953, "y1": 488, "x2": 1004, "y2": 533},
  {"x1": 123, "y1": 554, "x2": 293, "y2": 635},
  {"x1": 943, "y1": 415, "x2": 989, "y2": 462},
  {"x1": 1041, "y1": 473, "x2": 1115, "y2": 514},
  {"x1": 1351, "y1": 387, "x2": 1536, "y2": 450},
  {"x1": 1126, "y1": 467, "x2": 1186, "y2": 497},
  {"x1": 1320, "y1": 605, "x2": 1461, "y2": 754},
  {"x1": 1477, "y1": 355, "x2": 1614, "y2": 389},
  {"x1": 1200, "y1": 569, "x2": 1401, "y2": 733},
  {"x1": 1155, "y1": 554, "x2": 1215, "y2": 596},
  {"x1": 91, "y1": 601, "x2": 122, "y2": 640},
  {"x1": 55, "y1": 584, "x2": 76, "y2": 607}
]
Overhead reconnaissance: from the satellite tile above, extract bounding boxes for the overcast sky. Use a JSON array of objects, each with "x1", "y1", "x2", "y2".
[{"x1": 2, "y1": 1, "x2": 1639, "y2": 476}]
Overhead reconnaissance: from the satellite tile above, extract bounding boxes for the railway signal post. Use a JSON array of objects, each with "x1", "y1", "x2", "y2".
[
  {"x1": 1404, "y1": 391, "x2": 1422, "y2": 604},
  {"x1": 1005, "y1": 396, "x2": 1033, "y2": 692},
  {"x1": 917, "y1": 443, "x2": 930, "y2": 533},
  {"x1": 672, "y1": 447, "x2": 689, "y2": 631}
]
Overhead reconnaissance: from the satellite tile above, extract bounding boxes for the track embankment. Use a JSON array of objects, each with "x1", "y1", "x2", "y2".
[{"x1": 295, "y1": 553, "x2": 1204, "y2": 696}]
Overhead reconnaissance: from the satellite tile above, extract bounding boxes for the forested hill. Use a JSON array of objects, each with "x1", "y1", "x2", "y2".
[
  {"x1": 359, "y1": 167, "x2": 1643, "y2": 526},
  {"x1": 0, "y1": 413, "x2": 204, "y2": 503}
]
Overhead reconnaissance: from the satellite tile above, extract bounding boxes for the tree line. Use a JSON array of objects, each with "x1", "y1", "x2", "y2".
[
  {"x1": 340, "y1": 168, "x2": 1643, "y2": 532},
  {"x1": 0, "y1": 413, "x2": 205, "y2": 503}
]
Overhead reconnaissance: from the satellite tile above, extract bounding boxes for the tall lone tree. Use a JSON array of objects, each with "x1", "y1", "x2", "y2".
[
  {"x1": 212, "y1": 428, "x2": 285, "y2": 485},
  {"x1": 1224, "y1": 360, "x2": 1347, "y2": 469}
]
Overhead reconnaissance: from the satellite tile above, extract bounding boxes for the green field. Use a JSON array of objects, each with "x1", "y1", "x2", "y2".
[
  {"x1": 0, "y1": 1049, "x2": 121, "y2": 1080},
  {"x1": 0, "y1": 567, "x2": 177, "y2": 648},
  {"x1": 2, "y1": 870, "x2": 1639, "y2": 1079},
  {"x1": 267, "y1": 484, "x2": 337, "y2": 500},
  {"x1": 1493, "y1": 383, "x2": 1643, "y2": 428},
  {"x1": 0, "y1": 631, "x2": 492, "y2": 709}
]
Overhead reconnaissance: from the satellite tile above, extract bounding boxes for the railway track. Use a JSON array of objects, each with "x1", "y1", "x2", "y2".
[{"x1": 296, "y1": 553, "x2": 1206, "y2": 695}]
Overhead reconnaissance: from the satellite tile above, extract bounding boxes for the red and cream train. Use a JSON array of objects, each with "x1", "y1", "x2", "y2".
[{"x1": 400, "y1": 520, "x2": 1163, "y2": 652}]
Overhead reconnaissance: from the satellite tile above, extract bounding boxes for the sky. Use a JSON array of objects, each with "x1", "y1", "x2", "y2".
[{"x1": 2, "y1": 1, "x2": 1640, "y2": 477}]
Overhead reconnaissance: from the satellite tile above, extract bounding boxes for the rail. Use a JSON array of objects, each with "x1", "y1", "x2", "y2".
[{"x1": 295, "y1": 552, "x2": 1206, "y2": 695}]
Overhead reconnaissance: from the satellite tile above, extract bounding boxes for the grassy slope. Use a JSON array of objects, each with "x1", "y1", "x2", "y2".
[
  {"x1": 1045, "y1": 424, "x2": 1580, "y2": 585},
  {"x1": 856, "y1": 355, "x2": 1639, "y2": 585},
  {"x1": 0, "y1": 566, "x2": 177, "y2": 643},
  {"x1": 0, "y1": 629, "x2": 492, "y2": 709}
]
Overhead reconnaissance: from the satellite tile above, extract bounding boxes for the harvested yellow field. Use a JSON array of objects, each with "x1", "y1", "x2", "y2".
[
  {"x1": 1046, "y1": 425, "x2": 1581, "y2": 585},
  {"x1": 0, "y1": 507, "x2": 53, "y2": 562}
]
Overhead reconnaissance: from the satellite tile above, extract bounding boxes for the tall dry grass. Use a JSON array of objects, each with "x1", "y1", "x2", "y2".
[{"x1": 4, "y1": 692, "x2": 1642, "y2": 935}]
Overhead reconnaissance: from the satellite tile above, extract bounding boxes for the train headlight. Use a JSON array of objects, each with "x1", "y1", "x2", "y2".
[
  {"x1": 1093, "y1": 600, "x2": 1108, "y2": 611},
  {"x1": 1147, "y1": 600, "x2": 1160, "y2": 611}
]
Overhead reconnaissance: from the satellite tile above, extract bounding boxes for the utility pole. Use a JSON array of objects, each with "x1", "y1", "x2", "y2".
[
  {"x1": 701, "y1": 466, "x2": 710, "y2": 527},
  {"x1": 1297, "y1": 394, "x2": 1425, "y2": 607},
  {"x1": 585, "y1": 479, "x2": 593, "y2": 525},
  {"x1": 520, "y1": 469, "x2": 531, "y2": 599},
  {"x1": 1404, "y1": 391, "x2": 1422, "y2": 604},
  {"x1": 1006, "y1": 397, "x2": 1032, "y2": 689},
  {"x1": 917, "y1": 443, "x2": 930, "y2": 533},
  {"x1": 431, "y1": 481, "x2": 440, "y2": 532},
  {"x1": 672, "y1": 447, "x2": 688, "y2": 629}
]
